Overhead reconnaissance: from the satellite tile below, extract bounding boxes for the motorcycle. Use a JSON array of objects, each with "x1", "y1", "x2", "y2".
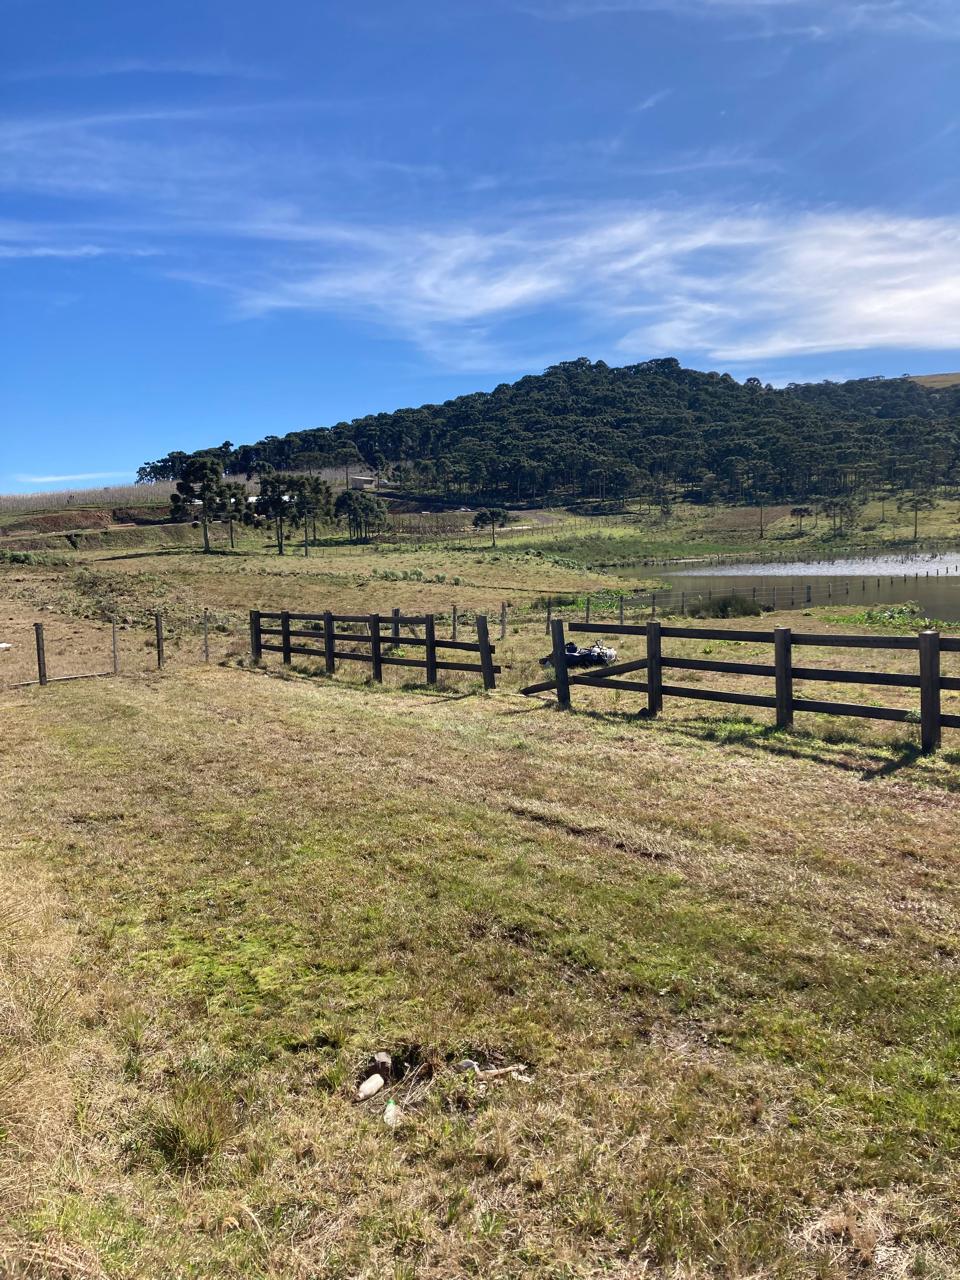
[{"x1": 540, "y1": 640, "x2": 617, "y2": 669}]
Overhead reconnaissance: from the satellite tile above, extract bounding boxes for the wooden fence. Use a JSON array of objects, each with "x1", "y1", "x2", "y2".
[
  {"x1": 522, "y1": 619, "x2": 960, "y2": 754},
  {"x1": 250, "y1": 608, "x2": 499, "y2": 689}
]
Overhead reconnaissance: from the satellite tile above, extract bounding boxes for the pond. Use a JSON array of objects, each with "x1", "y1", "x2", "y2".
[{"x1": 637, "y1": 551, "x2": 960, "y2": 622}]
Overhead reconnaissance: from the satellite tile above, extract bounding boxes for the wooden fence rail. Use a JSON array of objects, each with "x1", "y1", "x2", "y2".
[
  {"x1": 521, "y1": 619, "x2": 959, "y2": 753},
  {"x1": 250, "y1": 609, "x2": 499, "y2": 689}
]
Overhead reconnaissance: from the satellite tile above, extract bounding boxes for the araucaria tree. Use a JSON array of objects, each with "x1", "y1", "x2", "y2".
[
  {"x1": 258, "y1": 474, "x2": 292, "y2": 555},
  {"x1": 898, "y1": 489, "x2": 936, "y2": 541},
  {"x1": 472, "y1": 507, "x2": 508, "y2": 547},
  {"x1": 334, "y1": 490, "x2": 388, "y2": 542},
  {"x1": 169, "y1": 456, "x2": 230, "y2": 552}
]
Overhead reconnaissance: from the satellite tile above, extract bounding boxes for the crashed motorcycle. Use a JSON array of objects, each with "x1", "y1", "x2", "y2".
[{"x1": 540, "y1": 640, "x2": 617, "y2": 669}]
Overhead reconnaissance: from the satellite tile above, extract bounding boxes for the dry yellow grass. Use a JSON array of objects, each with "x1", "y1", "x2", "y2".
[{"x1": 2, "y1": 637, "x2": 960, "y2": 1275}]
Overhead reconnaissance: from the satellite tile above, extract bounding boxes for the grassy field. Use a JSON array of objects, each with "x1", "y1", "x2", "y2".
[
  {"x1": 4, "y1": 651, "x2": 960, "y2": 1277},
  {"x1": 4, "y1": 520, "x2": 960, "y2": 1277}
]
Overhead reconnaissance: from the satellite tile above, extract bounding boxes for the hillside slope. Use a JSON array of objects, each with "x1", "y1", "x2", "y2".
[{"x1": 139, "y1": 358, "x2": 960, "y2": 503}]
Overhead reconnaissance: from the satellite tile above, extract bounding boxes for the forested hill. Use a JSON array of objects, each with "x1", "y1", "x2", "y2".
[{"x1": 138, "y1": 357, "x2": 960, "y2": 503}]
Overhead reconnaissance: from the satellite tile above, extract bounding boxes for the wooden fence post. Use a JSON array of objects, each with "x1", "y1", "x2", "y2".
[
  {"x1": 919, "y1": 629, "x2": 941, "y2": 754},
  {"x1": 774, "y1": 626, "x2": 793, "y2": 729},
  {"x1": 550, "y1": 618, "x2": 571, "y2": 710},
  {"x1": 203, "y1": 608, "x2": 210, "y2": 663},
  {"x1": 476, "y1": 614, "x2": 496, "y2": 691},
  {"x1": 323, "y1": 610, "x2": 336, "y2": 674},
  {"x1": 585, "y1": 596, "x2": 591, "y2": 624},
  {"x1": 280, "y1": 611, "x2": 292, "y2": 665},
  {"x1": 425, "y1": 614, "x2": 438, "y2": 685},
  {"x1": 500, "y1": 601, "x2": 507, "y2": 640},
  {"x1": 545, "y1": 599, "x2": 552, "y2": 635},
  {"x1": 391, "y1": 607, "x2": 400, "y2": 645},
  {"x1": 646, "y1": 619, "x2": 662, "y2": 717},
  {"x1": 155, "y1": 613, "x2": 165, "y2": 669},
  {"x1": 112, "y1": 613, "x2": 120, "y2": 675},
  {"x1": 619, "y1": 596, "x2": 625, "y2": 626},
  {"x1": 250, "y1": 610, "x2": 262, "y2": 661},
  {"x1": 451, "y1": 603, "x2": 458, "y2": 640},
  {"x1": 369, "y1": 614, "x2": 383, "y2": 682},
  {"x1": 34, "y1": 622, "x2": 47, "y2": 686}
]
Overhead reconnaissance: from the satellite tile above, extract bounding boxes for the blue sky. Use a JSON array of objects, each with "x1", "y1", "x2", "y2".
[{"x1": 2, "y1": 0, "x2": 959, "y2": 492}]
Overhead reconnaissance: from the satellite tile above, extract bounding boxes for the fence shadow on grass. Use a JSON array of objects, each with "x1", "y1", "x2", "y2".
[{"x1": 568, "y1": 703, "x2": 943, "y2": 785}]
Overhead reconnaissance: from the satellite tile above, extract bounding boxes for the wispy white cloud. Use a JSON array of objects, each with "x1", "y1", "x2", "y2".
[
  {"x1": 526, "y1": 0, "x2": 960, "y2": 38},
  {"x1": 633, "y1": 89, "x2": 672, "y2": 111},
  {"x1": 3, "y1": 56, "x2": 273, "y2": 83},
  {"x1": 192, "y1": 205, "x2": 960, "y2": 368},
  {"x1": 15, "y1": 471, "x2": 131, "y2": 483}
]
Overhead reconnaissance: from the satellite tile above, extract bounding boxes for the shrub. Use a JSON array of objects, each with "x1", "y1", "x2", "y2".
[{"x1": 688, "y1": 594, "x2": 763, "y2": 619}]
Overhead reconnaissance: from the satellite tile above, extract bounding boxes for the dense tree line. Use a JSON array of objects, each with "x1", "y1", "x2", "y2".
[{"x1": 140, "y1": 358, "x2": 960, "y2": 508}]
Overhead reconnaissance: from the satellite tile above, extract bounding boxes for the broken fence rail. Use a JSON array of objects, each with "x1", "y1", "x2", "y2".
[{"x1": 521, "y1": 618, "x2": 959, "y2": 754}]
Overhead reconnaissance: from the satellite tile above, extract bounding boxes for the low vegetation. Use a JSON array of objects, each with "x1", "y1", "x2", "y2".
[{"x1": 3, "y1": 510, "x2": 960, "y2": 1276}]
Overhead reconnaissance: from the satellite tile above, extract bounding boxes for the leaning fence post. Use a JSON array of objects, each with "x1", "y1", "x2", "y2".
[
  {"x1": 919, "y1": 629, "x2": 941, "y2": 754},
  {"x1": 500, "y1": 600, "x2": 507, "y2": 640},
  {"x1": 774, "y1": 626, "x2": 793, "y2": 730},
  {"x1": 369, "y1": 614, "x2": 383, "y2": 682},
  {"x1": 646, "y1": 619, "x2": 662, "y2": 717},
  {"x1": 34, "y1": 622, "x2": 47, "y2": 686},
  {"x1": 424, "y1": 614, "x2": 438, "y2": 685},
  {"x1": 155, "y1": 612, "x2": 165, "y2": 669},
  {"x1": 280, "y1": 611, "x2": 292, "y2": 665},
  {"x1": 203, "y1": 608, "x2": 210, "y2": 664},
  {"x1": 112, "y1": 613, "x2": 120, "y2": 675},
  {"x1": 250, "y1": 610, "x2": 262, "y2": 661},
  {"x1": 550, "y1": 618, "x2": 571, "y2": 710},
  {"x1": 476, "y1": 614, "x2": 496, "y2": 691},
  {"x1": 323, "y1": 610, "x2": 335, "y2": 674}
]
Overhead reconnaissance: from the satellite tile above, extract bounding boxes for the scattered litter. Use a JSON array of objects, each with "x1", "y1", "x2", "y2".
[
  {"x1": 0, "y1": 644, "x2": 11, "y2": 652},
  {"x1": 355, "y1": 1073, "x2": 385, "y2": 1102},
  {"x1": 356, "y1": 1049, "x2": 533, "y2": 1125},
  {"x1": 475, "y1": 1063, "x2": 528, "y2": 1081}
]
